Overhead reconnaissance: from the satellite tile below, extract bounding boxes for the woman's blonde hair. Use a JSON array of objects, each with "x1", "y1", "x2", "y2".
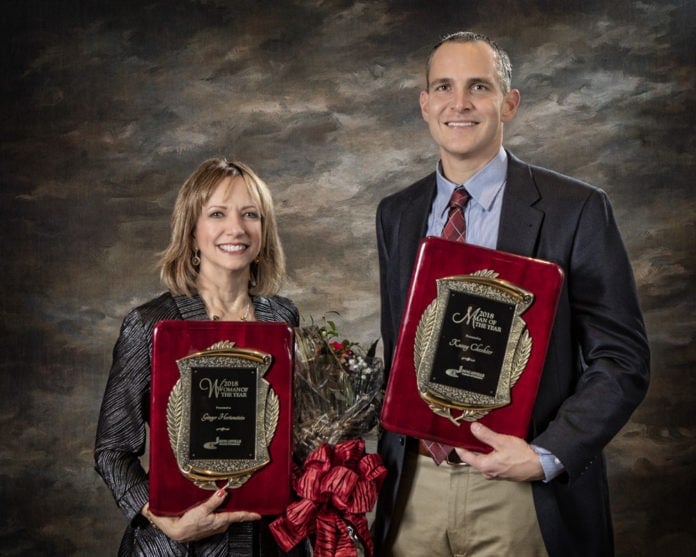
[{"x1": 158, "y1": 158, "x2": 286, "y2": 297}]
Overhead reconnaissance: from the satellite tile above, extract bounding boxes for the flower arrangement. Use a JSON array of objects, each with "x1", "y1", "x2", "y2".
[
  {"x1": 292, "y1": 316, "x2": 384, "y2": 462},
  {"x1": 270, "y1": 316, "x2": 387, "y2": 557}
]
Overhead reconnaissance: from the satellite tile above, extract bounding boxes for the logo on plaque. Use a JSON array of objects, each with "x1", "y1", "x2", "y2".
[
  {"x1": 166, "y1": 341, "x2": 279, "y2": 490},
  {"x1": 414, "y1": 271, "x2": 534, "y2": 424}
]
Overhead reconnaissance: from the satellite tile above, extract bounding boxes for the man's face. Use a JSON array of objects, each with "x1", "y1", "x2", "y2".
[{"x1": 420, "y1": 41, "x2": 520, "y2": 175}]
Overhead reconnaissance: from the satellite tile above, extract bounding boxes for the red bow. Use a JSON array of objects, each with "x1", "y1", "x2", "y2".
[{"x1": 270, "y1": 439, "x2": 387, "y2": 557}]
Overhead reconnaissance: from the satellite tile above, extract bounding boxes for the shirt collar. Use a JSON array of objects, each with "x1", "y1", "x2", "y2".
[{"x1": 435, "y1": 148, "x2": 508, "y2": 215}]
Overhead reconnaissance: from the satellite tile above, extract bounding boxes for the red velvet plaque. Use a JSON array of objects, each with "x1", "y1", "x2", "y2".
[
  {"x1": 149, "y1": 320, "x2": 294, "y2": 516},
  {"x1": 380, "y1": 237, "x2": 564, "y2": 452}
]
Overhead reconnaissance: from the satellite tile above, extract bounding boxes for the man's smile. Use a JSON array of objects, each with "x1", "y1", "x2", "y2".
[{"x1": 445, "y1": 120, "x2": 477, "y2": 128}]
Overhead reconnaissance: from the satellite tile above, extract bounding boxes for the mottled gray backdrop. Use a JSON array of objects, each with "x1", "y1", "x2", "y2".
[{"x1": 1, "y1": 0, "x2": 694, "y2": 555}]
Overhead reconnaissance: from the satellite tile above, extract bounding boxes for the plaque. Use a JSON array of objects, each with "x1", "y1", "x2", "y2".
[
  {"x1": 150, "y1": 321, "x2": 293, "y2": 516},
  {"x1": 167, "y1": 342, "x2": 278, "y2": 490},
  {"x1": 380, "y1": 237, "x2": 564, "y2": 452}
]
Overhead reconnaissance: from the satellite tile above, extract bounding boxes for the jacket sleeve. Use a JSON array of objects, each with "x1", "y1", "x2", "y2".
[
  {"x1": 94, "y1": 308, "x2": 151, "y2": 522},
  {"x1": 532, "y1": 188, "x2": 650, "y2": 482},
  {"x1": 376, "y1": 198, "x2": 396, "y2": 374}
]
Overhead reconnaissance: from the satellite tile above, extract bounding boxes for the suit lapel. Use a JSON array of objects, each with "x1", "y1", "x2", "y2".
[
  {"x1": 174, "y1": 294, "x2": 208, "y2": 320},
  {"x1": 395, "y1": 157, "x2": 543, "y2": 294},
  {"x1": 398, "y1": 174, "x2": 437, "y2": 297},
  {"x1": 497, "y1": 152, "x2": 544, "y2": 257}
]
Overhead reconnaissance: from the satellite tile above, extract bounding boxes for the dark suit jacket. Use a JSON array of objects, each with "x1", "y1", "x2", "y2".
[{"x1": 373, "y1": 152, "x2": 650, "y2": 557}]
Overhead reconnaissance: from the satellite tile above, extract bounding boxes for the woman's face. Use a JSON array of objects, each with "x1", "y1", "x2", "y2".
[{"x1": 193, "y1": 176, "x2": 262, "y2": 280}]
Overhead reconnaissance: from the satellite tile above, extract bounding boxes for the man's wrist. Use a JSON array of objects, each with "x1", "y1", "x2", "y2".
[{"x1": 531, "y1": 445, "x2": 565, "y2": 482}]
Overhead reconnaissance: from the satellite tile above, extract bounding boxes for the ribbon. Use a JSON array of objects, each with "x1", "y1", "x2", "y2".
[{"x1": 270, "y1": 439, "x2": 387, "y2": 557}]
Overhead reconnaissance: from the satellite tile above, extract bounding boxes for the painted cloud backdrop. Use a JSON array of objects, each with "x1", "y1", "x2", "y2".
[{"x1": 1, "y1": 1, "x2": 694, "y2": 554}]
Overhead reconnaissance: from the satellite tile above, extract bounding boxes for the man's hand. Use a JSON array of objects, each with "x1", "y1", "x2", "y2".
[
  {"x1": 144, "y1": 489, "x2": 261, "y2": 543},
  {"x1": 454, "y1": 422, "x2": 544, "y2": 482}
]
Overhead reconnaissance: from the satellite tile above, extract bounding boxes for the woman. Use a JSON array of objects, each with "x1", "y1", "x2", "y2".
[{"x1": 95, "y1": 158, "x2": 305, "y2": 556}]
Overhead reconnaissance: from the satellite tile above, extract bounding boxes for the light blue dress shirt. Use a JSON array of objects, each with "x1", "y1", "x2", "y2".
[
  {"x1": 426, "y1": 147, "x2": 564, "y2": 482},
  {"x1": 426, "y1": 147, "x2": 507, "y2": 244}
]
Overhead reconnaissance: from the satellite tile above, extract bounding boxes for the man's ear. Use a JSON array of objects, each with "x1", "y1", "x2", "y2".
[
  {"x1": 419, "y1": 89, "x2": 430, "y2": 121},
  {"x1": 501, "y1": 88, "x2": 521, "y2": 122}
]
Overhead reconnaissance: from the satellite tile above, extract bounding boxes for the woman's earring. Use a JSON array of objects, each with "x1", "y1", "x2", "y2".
[
  {"x1": 192, "y1": 250, "x2": 201, "y2": 267},
  {"x1": 249, "y1": 256, "x2": 261, "y2": 287}
]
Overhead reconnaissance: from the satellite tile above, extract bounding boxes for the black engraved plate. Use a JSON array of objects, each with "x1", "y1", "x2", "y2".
[
  {"x1": 189, "y1": 367, "x2": 257, "y2": 460},
  {"x1": 429, "y1": 291, "x2": 515, "y2": 397}
]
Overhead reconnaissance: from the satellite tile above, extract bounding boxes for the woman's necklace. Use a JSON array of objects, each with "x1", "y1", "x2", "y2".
[{"x1": 210, "y1": 299, "x2": 251, "y2": 322}]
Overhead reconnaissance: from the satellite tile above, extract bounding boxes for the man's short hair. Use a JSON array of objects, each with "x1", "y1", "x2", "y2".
[{"x1": 426, "y1": 31, "x2": 513, "y2": 94}]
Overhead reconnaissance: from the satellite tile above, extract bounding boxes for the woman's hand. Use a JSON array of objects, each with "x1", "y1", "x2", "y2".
[{"x1": 143, "y1": 489, "x2": 261, "y2": 543}]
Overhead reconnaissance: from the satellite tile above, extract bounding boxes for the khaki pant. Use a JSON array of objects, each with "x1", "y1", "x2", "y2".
[{"x1": 386, "y1": 453, "x2": 547, "y2": 557}]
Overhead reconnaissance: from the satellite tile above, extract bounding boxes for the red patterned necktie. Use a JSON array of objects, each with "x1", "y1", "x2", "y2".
[
  {"x1": 441, "y1": 188, "x2": 470, "y2": 242},
  {"x1": 420, "y1": 188, "x2": 471, "y2": 465}
]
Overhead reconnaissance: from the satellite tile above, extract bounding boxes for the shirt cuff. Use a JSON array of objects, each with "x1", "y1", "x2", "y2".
[{"x1": 531, "y1": 445, "x2": 565, "y2": 482}]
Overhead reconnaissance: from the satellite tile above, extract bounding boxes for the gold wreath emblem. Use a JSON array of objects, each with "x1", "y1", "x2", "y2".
[
  {"x1": 414, "y1": 271, "x2": 534, "y2": 425},
  {"x1": 166, "y1": 342, "x2": 279, "y2": 490}
]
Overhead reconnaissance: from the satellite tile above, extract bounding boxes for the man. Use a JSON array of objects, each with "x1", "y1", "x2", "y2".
[{"x1": 373, "y1": 31, "x2": 650, "y2": 556}]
